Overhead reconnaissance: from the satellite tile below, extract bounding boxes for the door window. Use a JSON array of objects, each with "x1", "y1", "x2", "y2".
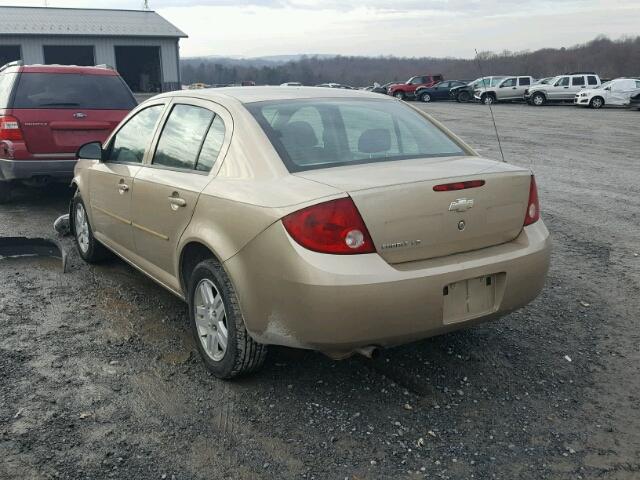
[
  {"x1": 518, "y1": 77, "x2": 531, "y2": 86},
  {"x1": 555, "y1": 77, "x2": 570, "y2": 87},
  {"x1": 501, "y1": 78, "x2": 517, "y2": 87},
  {"x1": 587, "y1": 76, "x2": 599, "y2": 85},
  {"x1": 106, "y1": 105, "x2": 164, "y2": 164},
  {"x1": 196, "y1": 116, "x2": 226, "y2": 172},
  {"x1": 152, "y1": 104, "x2": 214, "y2": 170},
  {"x1": 571, "y1": 76, "x2": 585, "y2": 86}
]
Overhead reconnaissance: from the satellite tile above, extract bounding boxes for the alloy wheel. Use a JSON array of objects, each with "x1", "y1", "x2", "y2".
[
  {"x1": 75, "y1": 203, "x2": 90, "y2": 254},
  {"x1": 194, "y1": 278, "x2": 229, "y2": 362}
]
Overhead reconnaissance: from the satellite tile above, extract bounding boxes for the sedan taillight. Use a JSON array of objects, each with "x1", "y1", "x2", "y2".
[
  {"x1": 282, "y1": 197, "x2": 375, "y2": 254},
  {"x1": 0, "y1": 115, "x2": 24, "y2": 141},
  {"x1": 524, "y1": 175, "x2": 540, "y2": 226}
]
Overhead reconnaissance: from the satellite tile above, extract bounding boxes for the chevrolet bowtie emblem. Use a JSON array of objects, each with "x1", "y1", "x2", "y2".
[{"x1": 448, "y1": 198, "x2": 474, "y2": 213}]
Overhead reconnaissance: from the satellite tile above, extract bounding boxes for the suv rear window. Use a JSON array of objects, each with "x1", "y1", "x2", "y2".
[
  {"x1": 12, "y1": 73, "x2": 136, "y2": 109},
  {"x1": 0, "y1": 73, "x2": 17, "y2": 109},
  {"x1": 247, "y1": 98, "x2": 466, "y2": 172}
]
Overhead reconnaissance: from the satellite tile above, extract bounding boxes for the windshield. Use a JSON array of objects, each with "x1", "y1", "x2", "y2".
[
  {"x1": 600, "y1": 81, "x2": 612, "y2": 89},
  {"x1": 474, "y1": 77, "x2": 505, "y2": 88},
  {"x1": 247, "y1": 98, "x2": 466, "y2": 172},
  {"x1": 12, "y1": 73, "x2": 137, "y2": 109}
]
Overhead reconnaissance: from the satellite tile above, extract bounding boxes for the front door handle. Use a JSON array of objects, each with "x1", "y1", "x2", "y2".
[
  {"x1": 168, "y1": 195, "x2": 187, "y2": 210},
  {"x1": 118, "y1": 182, "x2": 129, "y2": 194}
]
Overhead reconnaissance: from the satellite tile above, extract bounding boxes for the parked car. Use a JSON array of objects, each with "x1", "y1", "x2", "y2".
[
  {"x1": 525, "y1": 72, "x2": 601, "y2": 106},
  {"x1": 474, "y1": 76, "x2": 536, "y2": 104},
  {"x1": 387, "y1": 74, "x2": 444, "y2": 100},
  {"x1": 574, "y1": 78, "x2": 640, "y2": 109},
  {"x1": 280, "y1": 82, "x2": 302, "y2": 86},
  {"x1": 316, "y1": 83, "x2": 354, "y2": 89},
  {"x1": 449, "y1": 76, "x2": 507, "y2": 103},
  {"x1": 415, "y1": 80, "x2": 469, "y2": 102},
  {"x1": 629, "y1": 90, "x2": 640, "y2": 110},
  {"x1": 70, "y1": 86, "x2": 550, "y2": 378},
  {"x1": 0, "y1": 61, "x2": 136, "y2": 203},
  {"x1": 533, "y1": 77, "x2": 555, "y2": 85}
]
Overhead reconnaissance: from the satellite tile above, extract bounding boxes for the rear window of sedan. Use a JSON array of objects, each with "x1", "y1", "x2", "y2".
[
  {"x1": 12, "y1": 73, "x2": 136, "y2": 110},
  {"x1": 247, "y1": 99, "x2": 466, "y2": 172}
]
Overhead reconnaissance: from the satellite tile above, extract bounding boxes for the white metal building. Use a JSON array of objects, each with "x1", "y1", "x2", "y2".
[{"x1": 0, "y1": 6, "x2": 187, "y2": 93}]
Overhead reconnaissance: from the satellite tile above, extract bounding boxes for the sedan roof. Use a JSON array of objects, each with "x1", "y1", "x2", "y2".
[{"x1": 168, "y1": 86, "x2": 387, "y2": 104}]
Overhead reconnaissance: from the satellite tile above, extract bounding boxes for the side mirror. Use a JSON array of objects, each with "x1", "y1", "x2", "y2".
[{"x1": 77, "y1": 141, "x2": 103, "y2": 161}]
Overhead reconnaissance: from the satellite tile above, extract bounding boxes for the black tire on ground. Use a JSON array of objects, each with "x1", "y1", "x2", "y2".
[
  {"x1": 531, "y1": 93, "x2": 546, "y2": 106},
  {"x1": 0, "y1": 181, "x2": 11, "y2": 204},
  {"x1": 457, "y1": 91, "x2": 471, "y2": 103},
  {"x1": 188, "y1": 259, "x2": 267, "y2": 379},
  {"x1": 393, "y1": 91, "x2": 405, "y2": 100},
  {"x1": 590, "y1": 96, "x2": 605, "y2": 109},
  {"x1": 72, "y1": 193, "x2": 109, "y2": 263},
  {"x1": 420, "y1": 93, "x2": 432, "y2": 103},
  {"x1": 482, "y1": 94, "x2": 495, "y2": 105}
]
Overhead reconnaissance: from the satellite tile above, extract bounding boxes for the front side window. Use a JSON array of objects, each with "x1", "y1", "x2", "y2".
[
  {"x1": 572, "y1": 76, "x2": 585, "y2": 86},
  {"x1": 153, "y1": 104, "x2": 214, "y2": 170},
  {"x1": 410, "y1": 77, "x2": 423, "y2": 85},
  {"x1": 501, "y1": 78, "x2": 516, "y2": 87},
  {"x1": 106, "y1": 105, "x2": 164, "y2": 164},
  {"x1": 555, "y1": 77, "x2": 570, "y2": 87},
  {"x1": 12, "y1": 73, "x2": 136, "y2": 109},
  {"x1": 247, "y1": 99, "x2": 466, "y2": 172}
]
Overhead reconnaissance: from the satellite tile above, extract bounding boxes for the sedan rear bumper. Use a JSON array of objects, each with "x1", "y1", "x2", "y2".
[
  {"x1": 0, "y1": 158, "x2": 77, "y2": 181},
  {"x1": 225, "y1": 220, "x2": 551, "y2": 355}
]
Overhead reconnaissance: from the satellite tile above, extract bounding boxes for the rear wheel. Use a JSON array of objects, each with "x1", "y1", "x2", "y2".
[
  {"x1": 531, "y1": 93, "x2": 546, "y2": 106},
  {"x1": 420, "y1": 93, "x2": 432, "y2": 103},
  {"x1": 457, "y1": 91, "x2": 471, "y2": 103},
  {"x1": 393, "y1": 91, "x2": 405, "y2": 100},
  {"x1": 188, "y1": 259, "x2": 267, "y2": 379},
  {"x1": 72, "y1": 193, "x2": 108, "y2": 263},
  {"x1": 590, "y1": 96, "x2": 604, "y2": 109},
  {"x1": 0, "y1": 181, "x2": 11, "y2": 204}
]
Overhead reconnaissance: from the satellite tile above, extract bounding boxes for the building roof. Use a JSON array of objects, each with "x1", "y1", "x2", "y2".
[{"x1": 0, "y1": 6, "x2": 187, "y2": 38}]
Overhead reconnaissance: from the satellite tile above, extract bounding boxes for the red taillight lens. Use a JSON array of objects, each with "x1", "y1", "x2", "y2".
[
  {"x1": 433, "y1": 180, "x2": 485, "y2": 192},
  {"x1": 0, "y1": 115, "x2": 24, "y2": 141},
  {"x1": 282, "y1": 197, "x2": 375, "y2": 254},
  {"x1": 524, "y1": 175, "x2": 540, "y2": 226}
]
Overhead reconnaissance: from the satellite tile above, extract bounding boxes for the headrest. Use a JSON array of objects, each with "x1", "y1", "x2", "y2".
[
  {"x1": 358, "y1": 129, "x2": 391, "y2": 154},
  {"x1": 280, "y1": 121, "x2": 318, "y2": 148}
]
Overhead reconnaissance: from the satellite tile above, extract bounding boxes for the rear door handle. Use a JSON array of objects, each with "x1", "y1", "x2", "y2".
[
  {"x1": 118, "y1": 182, "x2": 129, "y2": 194},
  {"x1": 168, "y1": 195, "x2": 187, "y2": 209}
]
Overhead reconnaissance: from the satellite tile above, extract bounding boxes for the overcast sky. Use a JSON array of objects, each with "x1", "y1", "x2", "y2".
[{"x1": 4, "y1": 0, "x2": 639, "y2": 58}]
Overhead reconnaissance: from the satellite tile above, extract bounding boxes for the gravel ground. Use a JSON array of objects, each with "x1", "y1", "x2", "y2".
[{"x1": 0, "y1": 102, "x2": 638, "y2": 480}]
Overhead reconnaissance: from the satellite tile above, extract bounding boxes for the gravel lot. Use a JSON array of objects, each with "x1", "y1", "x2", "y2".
[{"x1": 1, "y1": 102, "x2": 638, "y2": 480}]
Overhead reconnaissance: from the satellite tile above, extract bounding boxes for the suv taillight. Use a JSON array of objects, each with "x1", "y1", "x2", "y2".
[
  {"x1": 0, "y1": 115, "x2": 24, "y2": 141},
  {"x1": 524, "y1": 175, "x2": 540, "y2": 226},
  {"x1": 282, "y1": 197, "x2": 375, "y2": 254}
]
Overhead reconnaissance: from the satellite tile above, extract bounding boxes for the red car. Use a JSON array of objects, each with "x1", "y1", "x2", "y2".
[
  {"x1": 387, "y1": 74, "x2": 444, "y2": 100},
  {"x1": 0, "y1": 62, "x2": 136, "y2": 202}
]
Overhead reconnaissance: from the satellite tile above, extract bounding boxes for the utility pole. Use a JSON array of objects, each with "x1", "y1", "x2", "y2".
[{"x1": 143, "y1": 0, "x2": 150, "y2": 10}]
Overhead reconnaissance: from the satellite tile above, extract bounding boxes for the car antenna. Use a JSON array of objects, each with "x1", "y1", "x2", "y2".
[{"x1": 474, "y1": 49, "x2": 506, "y2": 163}]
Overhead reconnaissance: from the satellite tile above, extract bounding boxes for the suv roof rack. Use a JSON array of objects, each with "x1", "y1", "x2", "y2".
[
  {"x1": 0, "y1": 60, "x2": 24, "y2": 72},
  {"x1": 566, "y1": 71, "x2": 597, "y2": 75}
]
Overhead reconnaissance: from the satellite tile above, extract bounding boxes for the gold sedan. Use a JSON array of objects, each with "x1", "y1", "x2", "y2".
[{"x1": 71, "y1": 87, "x2": 551, "y2": 378}]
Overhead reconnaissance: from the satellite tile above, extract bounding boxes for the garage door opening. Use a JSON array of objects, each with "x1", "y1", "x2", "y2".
[
  {"x1": 43, "y1": 45, "x2": 95, "y2": 66},
  {"x1": 0, "y1": 45, "x2": 21, "y2": 67},
  {"x1": 115, "y1": 46, "x2": 162, "y2": 93}
]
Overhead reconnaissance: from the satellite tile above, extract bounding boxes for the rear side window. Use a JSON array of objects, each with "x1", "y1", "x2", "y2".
[
  {"x1": 572, "y1": 76, "x2": 585, "y2": 86},
  {"x1": 12, "y1": 73, "x2": 136, "y2": 109},
  {"x1": 518, "y1": 77, "x2": 531, "y2": 86},
  {"x1": 196, "y1": 116, "x2": 226, "y2": 172},
  {"x1": 153, "y1": 104, "x2": 214, "y2": 171},
  {"x1": 247, "y1": 99, "x2": 466, "y2": 172},
  {"x1": 0, "y1": 73, "x2": 17, "y2": 108},
  {"x1": 588, "y1": 76, "x2": 598, "y2": 85}
]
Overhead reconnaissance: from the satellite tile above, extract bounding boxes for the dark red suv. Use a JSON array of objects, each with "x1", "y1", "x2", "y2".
[{"x1": 0, "y1": 62, "x2": 136, "y2": 202}]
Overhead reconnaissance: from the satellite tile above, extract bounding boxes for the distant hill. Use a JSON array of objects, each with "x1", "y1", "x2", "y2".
[{"x1": 180, "y1": 36, "x2": 640, "y2": 87}]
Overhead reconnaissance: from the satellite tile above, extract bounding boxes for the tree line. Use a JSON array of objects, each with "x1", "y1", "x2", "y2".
[{"x1": 180, "y1": 36, "x2": 640, "y2": 87}]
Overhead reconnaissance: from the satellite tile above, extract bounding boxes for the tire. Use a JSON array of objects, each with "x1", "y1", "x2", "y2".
[
  {"x1": 0, "y1": 181, "x2": 11, "y2": 204},
  {"x1": 188, "y1": 259, "x2": 267, "y2": 379},
  {"x1": 482, "y1": 94, "x2": 495, "y2": 105},
  {"x1": 531, "y1": 93, "x2": 546, "y2": 106},
  {"x1": 457, "y1": 91, "x2": 470, "y2": 103},
  {"x1": 590, "y1": 96, "x2": 604, "y2": 109},
  {"x1": 420, "y1": 93, "x2": 432, "y2": 103},
  {"x1": 72, "y1": 193, "x2": 109, "y2": 263},
  {"x1": 393, "y1": 91, "x2": 405, "y2": 100}
]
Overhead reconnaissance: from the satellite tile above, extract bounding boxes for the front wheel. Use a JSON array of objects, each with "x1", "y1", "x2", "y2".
[
  {"x1": 590, "y1": 96, "x2": 604, "y2": 109},
  {"x1": 72, "y1": 194, "x2": 108, "y2": 263},
  {"x1": 482, "y1": 94, "x2": 495, "y2": 105},
  {"x1": 188, "y1": 259, "x2": 267, "y2": 379},
  {"x1": 420, "y1": 93, "x2": 432, "y2": 103},
  {"x1": 457, "y1": 91, "x2": 470, "y2": 103},
  {"x1": 531, "y1": 93, "x2": 546, "y2": 106}
]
